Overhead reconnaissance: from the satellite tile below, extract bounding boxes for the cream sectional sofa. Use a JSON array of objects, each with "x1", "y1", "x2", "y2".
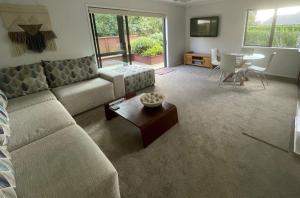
[{"x1": 0, "y1": 56, "x2": 121, "y2": 198}]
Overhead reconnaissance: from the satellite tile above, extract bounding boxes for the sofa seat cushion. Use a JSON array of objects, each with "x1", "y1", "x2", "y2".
[
  {"x1": 43, "y1": 55, "x2": 98, "y2": 88},
  {"x1": 7, "y1": 90, "x2": 56, "y2": 113},
  {"x1": 52, "y1": 78, "x2": 114, "y2": 116},
  {"x1": 11, "y1": 124, "x2": 120, "y2": 198},
  {"x1": 0, "y1": 63, "x2": 49, "y2": 99},
  {"x1": 8, "y1": 100, "x2": 75, "y2": 151}
]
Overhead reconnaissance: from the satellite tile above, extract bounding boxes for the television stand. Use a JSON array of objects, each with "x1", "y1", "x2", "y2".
[{"x1": 184, "y1": 53, "x2": 213, "y2": 69}]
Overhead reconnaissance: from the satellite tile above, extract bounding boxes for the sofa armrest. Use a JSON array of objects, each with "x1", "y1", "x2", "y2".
[{"x1": 98, "y1": 71, "x2": 125, "y2": 99}]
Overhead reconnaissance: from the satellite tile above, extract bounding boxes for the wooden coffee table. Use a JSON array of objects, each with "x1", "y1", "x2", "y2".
[{"x1": 105, "y1": 95, "x2": 178, "y2": 147}]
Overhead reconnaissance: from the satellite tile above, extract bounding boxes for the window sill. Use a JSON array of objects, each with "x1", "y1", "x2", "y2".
[{"x1": 242, "y1": 45, "x2": 300, "y2": 51}]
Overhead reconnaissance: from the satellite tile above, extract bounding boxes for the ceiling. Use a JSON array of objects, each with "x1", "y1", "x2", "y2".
[{"x1": 155, "y1": 0, "x2": 225, "y2": 6}]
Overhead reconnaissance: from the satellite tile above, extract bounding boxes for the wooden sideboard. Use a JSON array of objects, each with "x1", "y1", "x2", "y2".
[{"x1": 184, "y1": 53, "x2": 213, "y2": 69}]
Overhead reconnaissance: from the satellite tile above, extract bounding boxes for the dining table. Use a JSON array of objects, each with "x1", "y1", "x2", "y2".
[
  {"x1": 230, "y1": 53, "x2": 265, "y2": 61},
  {"x1": 223, "y1": 53, "x2": 266, "y2": 85}
]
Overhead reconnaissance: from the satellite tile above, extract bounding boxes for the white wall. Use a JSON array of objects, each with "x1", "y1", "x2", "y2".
[
  {"x1": 186, "y1": 0, "x2": 300, "y2": 78},
  {"x1": 0, "y1": 0, "x2": 186, "y2": 68},
  {"x1": 1, "y1": 0, "x2": 299, "y2": 78}
]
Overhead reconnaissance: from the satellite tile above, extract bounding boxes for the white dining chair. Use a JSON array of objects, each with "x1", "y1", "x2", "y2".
[
  {"x1": 209, "y1": 48, "x2": 221, "y2": 77},
  {"x1": 247, "y1": 52, "x2": 277, "y2": 89},
  {"x1": 219, "y1": 54, "x2": 245, "y2": 88}
]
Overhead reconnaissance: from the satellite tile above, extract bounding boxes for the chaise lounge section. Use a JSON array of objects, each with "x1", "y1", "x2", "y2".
[{"x1": 11, "y1": 123, "x2": 120, "y2": 198}]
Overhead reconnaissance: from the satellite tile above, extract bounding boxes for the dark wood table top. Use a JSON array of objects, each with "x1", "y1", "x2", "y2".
[{"x1": 112, "y1": 95, "x2": 176, "y2": 128}]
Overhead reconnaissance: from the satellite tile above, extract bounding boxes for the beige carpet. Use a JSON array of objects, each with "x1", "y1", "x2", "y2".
[{"x1": 75, "y1": 66, "x2": 300, "y2": 198}]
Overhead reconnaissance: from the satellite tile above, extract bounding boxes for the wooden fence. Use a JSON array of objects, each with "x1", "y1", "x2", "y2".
[{"x1": 98, "y1": 35, "x2": 139, "y2": 54}]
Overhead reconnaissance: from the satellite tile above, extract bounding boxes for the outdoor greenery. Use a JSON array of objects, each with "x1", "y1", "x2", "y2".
[
  {"x1": 95, "y1": 14, "x2": 119, "y2": 37},
  {"x1": 95, "y1": 14, "x2": 163, "y2": 37},
  {"x1": 128, "y1": 16, "x2": 163, "y2": 36},
  {"x1": 95, "y1": 14, "x2": 164, "y2": 56},
  {"x1": 245, "y1": 25, "x2": 272, "y2": 46},
  {"x1": 273, "y1": 25, "x2": 300, "y2": 48},
  {"x1": 245, "y1": 10, "x2": 300, "y2": 48},
  {"x1": 131, "y1": 37, "x2": 163, "y2": 56},
  {"x1": 245, "y1": 25, "x2": 300, "y2": 48},
  {"x1": 149, "y1": 32, "x2": 164, "y2": 45}
]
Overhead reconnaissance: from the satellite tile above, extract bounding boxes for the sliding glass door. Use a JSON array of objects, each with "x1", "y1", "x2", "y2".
[{"x1": 89, "y1": 8, "x2": 166, "y2": 69}]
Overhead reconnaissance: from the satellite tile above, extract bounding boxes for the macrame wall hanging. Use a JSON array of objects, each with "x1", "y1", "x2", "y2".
[{"x1": 0, "y1": 3, "x2": 57, "y2": 56}]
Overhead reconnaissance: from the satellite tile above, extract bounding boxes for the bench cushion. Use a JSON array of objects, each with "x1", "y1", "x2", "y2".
[
  {"x1": 7, "y1": 90, "x2": 56, "y2": 113},
  {"x1": 0, "y1": 63, "x2": 49, "y2": 99},
  {"x1": 52, "y1": 78, "x2": 114, "y2": 116},
  {"x1": 124, "y1": 66, "x2": 155, "y2": 93},
  {"x1": 99, "y1": 65, "x2": 155, "y2": 94},
  {"x1": 8, "y1": 100, "x2": 75, "y2": 151},
  {"x1": 11, "y1": 124, "x2": 120, "y2": 198}
]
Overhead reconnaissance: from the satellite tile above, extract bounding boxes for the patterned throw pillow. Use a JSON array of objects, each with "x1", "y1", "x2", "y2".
[
  {"x1": 0, "y1": 187, "x2": 17, "y2": 198},
  {"x1": 0, "y1": 90, "x2": 7, "y2": 109},
  {"x1": 0, "y1": 150, "x2": 10, "y2": 160},
  {"x1": 43, "y1": 55, "x2": 98, "y2": 88},
  {"x1": 0, "y1": 171, "x2": 16, "y2": 197},
  {"x1": 0, "y1": 159, "x2": 13, "y2": 173},
  {"x1": 0, "y1": 63, "x2": 49, "y2": 99},
  {"x1": 0, "y1": 172, "x2": 15, "y2": 189},
  {"x1": 0, "y1": 125, "x2": 9, "y2": 149},
  {"x1": 0, "y1": 106, "x2": 10, "y2": 149},
  {"x1": 0, "y1": 105, "x2": 16, "y2": 197}
]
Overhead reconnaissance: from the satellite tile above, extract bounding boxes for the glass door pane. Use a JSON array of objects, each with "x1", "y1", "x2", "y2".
[
  {"x1": 127, "y1": 16, "x2": 166, "y2": 69},
  {"x1": 94, "y1": 14, "x2": 129, "y2": 67}
]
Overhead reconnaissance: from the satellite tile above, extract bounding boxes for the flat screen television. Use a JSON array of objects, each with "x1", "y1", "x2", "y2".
[{"x1": 190, "y1": 16, "x2": 219, "y2": 37}]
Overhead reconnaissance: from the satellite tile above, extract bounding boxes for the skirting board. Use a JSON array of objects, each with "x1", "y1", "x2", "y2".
[{"x1": 264, "y1": 72, "x2": 297, "y2": 80}]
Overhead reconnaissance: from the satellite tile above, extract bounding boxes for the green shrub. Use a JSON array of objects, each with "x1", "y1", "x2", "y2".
[
  {"x1": 131, "y1": 37, "x2": 163, "y2": 56},
  {"x1": 142, "y1": 43, "x2": 163, "y2": 56},
  {"x1": 149, "y1": 33, "x2": 164, "y2": 45},
  {"x1": 131, "y1": 37, "x2": 155, "y2": 55}
]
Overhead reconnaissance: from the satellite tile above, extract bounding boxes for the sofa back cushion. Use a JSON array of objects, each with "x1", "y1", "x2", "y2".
[
  {"x1": 43, "y1": 55, "x2": 98, "y2": 88},
  {"x1": 0, "y1": 63, "x2": 49, "y2": 99}
]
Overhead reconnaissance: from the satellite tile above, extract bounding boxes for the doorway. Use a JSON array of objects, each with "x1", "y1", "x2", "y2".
[{"x1": 89, "y1": 10, "x2": 167, "y2": 70}]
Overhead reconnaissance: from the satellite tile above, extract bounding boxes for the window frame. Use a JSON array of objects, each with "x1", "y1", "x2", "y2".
[{"x1": 243, "y1": 7, "x2": 299, "y2": 49}]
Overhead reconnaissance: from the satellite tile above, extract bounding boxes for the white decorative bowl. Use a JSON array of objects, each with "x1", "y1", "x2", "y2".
[{"x1": 140, "y1": 92, "x2": 165, "y2": 108}]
